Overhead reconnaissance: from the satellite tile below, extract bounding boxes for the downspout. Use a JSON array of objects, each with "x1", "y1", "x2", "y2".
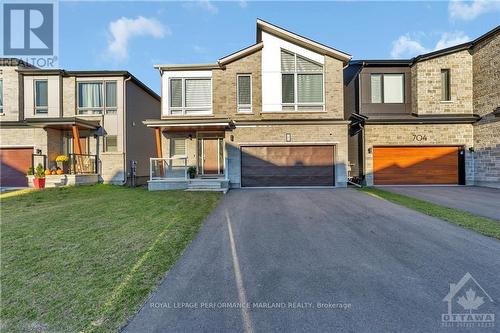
[{"x1": 119, "y1": 76, "x2": 132, "y2": 185}]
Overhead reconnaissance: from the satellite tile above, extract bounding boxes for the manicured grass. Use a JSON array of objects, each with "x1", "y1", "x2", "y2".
[
  {"x1": 0, "y1": 185, "x2": 221, "y2": 332},
  {"x1": 359, "y1": 187, "x2": 500, "y2": 240}
]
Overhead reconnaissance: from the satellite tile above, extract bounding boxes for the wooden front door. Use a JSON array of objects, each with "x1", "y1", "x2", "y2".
[{"x1": 202, "y1": 139, "x2": 219, "y2": 174}]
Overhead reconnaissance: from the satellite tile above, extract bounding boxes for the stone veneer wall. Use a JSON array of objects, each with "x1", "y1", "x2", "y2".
[
  {"x1": 412, "y1": 50, "x2": 473, "y2": 115},
  {"x1": 472, "y1": 32, "x2": 500, "y2": 188},
  {"x1": 225, "y1": 123, "x2": 349, "y2": 188},
  {"x1": 364, "y1": 124, "x2": 474, "y2": 186},
  {"x1": 0, "y1": 66, "x2": 22, "y2": 122}
]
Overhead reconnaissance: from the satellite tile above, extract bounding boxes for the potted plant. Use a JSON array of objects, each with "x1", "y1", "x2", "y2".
[
  {"x1": 187, "y1": 166, "x2": 197, "y2": 179},
  {"x1": 55, "y1": 155, "x2": 69, "y2": 173},
  {"x1": 33, "y1": 163, "x2": 46, "y2": 189}
]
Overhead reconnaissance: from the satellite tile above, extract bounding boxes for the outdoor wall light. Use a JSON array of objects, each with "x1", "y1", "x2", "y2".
[
  {"x1": 286, "y1": 133, "x2": 291, "y2": 142},
  {"x1": 36, "y1": 149, "x2": 42, "y2": 155},
  {"x1": 230, "y1": 135, "x2": 234, "y2": 142},
  {"x1": 188, "y1": 134, "x2": 193, "y2": 140},
  {"x1": 469, "y1": 147, "x2": 475, "y2": 153},
  {"x1": 368, "y1": 148, "x2": 372, "y2": 154}
]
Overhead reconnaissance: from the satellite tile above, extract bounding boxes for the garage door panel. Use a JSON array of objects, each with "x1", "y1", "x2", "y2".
[
  {"x1": 241, "y1": 145, "x2": 335, "y2": 187},
  {"x1": 373, "y1": 146, "x2": 459, "y2": 185},
  {"x1": 0, "y1": 148, "x2": 33, "y2": 187}
]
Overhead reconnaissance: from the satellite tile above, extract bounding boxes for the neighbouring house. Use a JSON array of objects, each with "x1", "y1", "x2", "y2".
[
  {"x1": 0, "y1": 58, "x2": 160, "y2": 187},
  {"x1": 345, "y1": 25, "x2": 499, "y2": 187},
  {"x1": 144, "y1": 19, "x2": 351, "y2": 190}
]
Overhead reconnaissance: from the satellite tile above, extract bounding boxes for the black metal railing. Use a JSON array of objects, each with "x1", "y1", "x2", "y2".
[{"x1": 68, "y1": 153, "x2": 98, "y2": 174}]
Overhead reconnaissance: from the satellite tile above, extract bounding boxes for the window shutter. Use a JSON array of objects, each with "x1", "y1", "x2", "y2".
[
  {"x1": 383, "y1": 74, "x2": 404, "y2": 103},
  {"x1": 282, "y1": 74, "x2": 295, "y2": 103},
  {"x1": 170, "y1": 79, "x2": 182, "y2": 108},
  {"x1": 297, "y1": 74, "x2": 323, "y2": 103},
  {"x1": 296, "y1": 55, "x2": 323, "y2": 72},
  {"x1": 185, "y1": 79, "x2": 211, "y2": 108},
  {"x1": 238, "y1": 76, "x2": 251, "y2": 105},
  {"x1": 370, "y1": 74, "x2": 382, "y2": 103},
  {"x1": 281, "y1": 50, "x2": 295, "y2": 72}
]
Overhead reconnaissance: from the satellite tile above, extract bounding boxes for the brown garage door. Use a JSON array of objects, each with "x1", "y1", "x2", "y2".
[
  {"x1": 0, "y1": 148, "x2": 33, "y2": 187},
  {"x1": 373, "y1": 146, "x2": 461, "y2": 185},
  {"x1": 241, "y1": 145, "x2": 335, "y2": 187}
]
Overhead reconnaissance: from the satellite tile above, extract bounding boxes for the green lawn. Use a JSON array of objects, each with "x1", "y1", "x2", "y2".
[
  {"x1": 359, "y1": 187, "x2": 500, "y2": 240},
  {"x1": 0, "y1": 185, "x2": 221, "y2": 332}
]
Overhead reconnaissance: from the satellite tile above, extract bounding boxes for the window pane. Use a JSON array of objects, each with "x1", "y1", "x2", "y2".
[
  {"x1": 282, "y1": 74, "x2": 295, "y2": 104},
  {"x1": 35, "y1": 81, "x2": 48, "y2": 107},
  {"x1": 238, "y1": 75, "x2": 251, "y2": 105},
  {"x1": 297, "y1": 74, "x2": 323, "y2": 103},
  {"x1": 0, "y1": 79, "x2": 3, "y2": 109},
  {"x1": 441, "y1": 69, "x2": 450, "y2": 101},
  {"x1": 78, "y1": 83, "x2": 103, "y2": 108},
  {"x1": 383, "y1": 74, "x2": 404, "y2": 103},
  {"x1": 171, "y1": 138, "x2": 186, "y2": 156},
  {"x1": 105, "y1": 135, "x2": 117, "y2": 152},
  {"x1": 105, "y1": 82, "x2": 117, "y2": 108},
  {"x1": 296, "y1": 55, "x2": 323, "y2": 72},
  {"x1": 281, "y1": 50, "x2": 295, "y2": 72},
  {"x1": 170, "y1": 79, "x2": 182, "y2": 108},
  {"x1": 185, "y1": 79, "x2": 211, "y2": 108},
  {"x1": 371, "y1": 74, "x2": 382, "y2": 103}
]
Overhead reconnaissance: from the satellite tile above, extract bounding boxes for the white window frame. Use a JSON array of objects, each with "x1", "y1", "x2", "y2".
[
  {"x1": 34, "y1": 79, "x2": 49, "y2": 114},
  {"x1": 370, "y1": 73, "x2": 405, "y2": 104},
  {"x1": 170, "y1": 137, "x2": 187, "y2": 158},
  {"x1": 281, "y1": 49, "x2": 325, "y2": 112},
  {"x1": 168, "y1": 77, "x2": 212, "y2": 116},
  {"x1": 77, "y1": 80, "x2": 118, "y2": 115},
  {"x1": 237, "y1": 74, "x2": 252, "y2": 113}
]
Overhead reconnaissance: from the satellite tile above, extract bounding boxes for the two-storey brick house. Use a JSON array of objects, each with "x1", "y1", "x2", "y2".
[
  {"x1": 345, "y1": 25, "x2": 499, "y2": 187},
  {"x1": 145, "y1": 20, "x2": 351, "y2": 190},
  {"x1": 0, "y1": 59, "x2": 160, "y2": 187}
]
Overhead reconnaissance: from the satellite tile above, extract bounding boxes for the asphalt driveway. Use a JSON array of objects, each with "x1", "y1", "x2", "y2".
[
  {"x1": 381, "y1": 186, "x2": 500, "y2": 221},
  {"x1": 123, "y1": 189, "x2": 500, "y2": 333}
]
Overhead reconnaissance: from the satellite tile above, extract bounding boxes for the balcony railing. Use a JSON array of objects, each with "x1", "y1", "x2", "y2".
[
  {"x1": 150, "y1": 157, "x2": 188, "y2": 180},
  {"x1": 69, "y1": 153, "x2": 98, "y2": 174},
  {"x1": 149, "y1": 157, "x2": 229, "y2": 181}
]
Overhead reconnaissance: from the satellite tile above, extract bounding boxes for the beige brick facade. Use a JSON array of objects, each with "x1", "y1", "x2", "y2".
[
  {"x1": 412, "y1": 50, "x2": 473, "y2": 115},
  {"x1": 0, "y1": 66, "x2": 22, "y2": 121},
  {"x1": 364, "y1": 124, "x2": 474, "y2": 186},
  {"x1": 472, "y1": 32, "x2": 500, "y2": 187}
]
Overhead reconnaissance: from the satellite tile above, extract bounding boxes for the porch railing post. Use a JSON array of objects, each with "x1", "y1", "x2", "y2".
[
  {"x1": 150, "y1": 158, "x2": 153, "y2": 181},
  {"x1": 224, "y1": 157, "x2": 229, "y2": 181},
  {"x1": 184, "y1": 158, "x2": 188, "y2": 180}
]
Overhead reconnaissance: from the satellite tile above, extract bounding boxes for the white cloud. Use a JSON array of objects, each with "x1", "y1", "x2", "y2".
[
  {"x1": 390, "y1": 31, "x2": 471, "y2": 58},
  {"x1": 198, "y1": 0, "x2": 218, "y2": 14},
  {"x1": 106, "y1": 16, "x2": 169, "y2": 60},
  {"x1": 449, "y1": 0, "x2": 500, "y2": 21},
  {"x1": 434, "y1": 31, "x2": 470, "y2": 50},
  {"x1": 390, "y1": 34, "x2": 429, "y2": 58}
]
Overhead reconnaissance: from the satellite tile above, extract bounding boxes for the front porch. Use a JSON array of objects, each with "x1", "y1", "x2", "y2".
[
  {"x1": 144, "y1": 118, "x2": 233, "y2": 192},
  {"x1": 148, "y1": 157, "x2": 229, "y2": 192}
]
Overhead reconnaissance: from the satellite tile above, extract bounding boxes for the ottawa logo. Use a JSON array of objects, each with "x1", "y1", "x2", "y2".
[{"x1": 442, "y1": 272, "x2": 495, "y2": 328}]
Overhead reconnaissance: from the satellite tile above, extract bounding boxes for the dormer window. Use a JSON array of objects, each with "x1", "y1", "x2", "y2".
[{"x1": 281, "y1": 50, "x2": 324, "y2": 111}]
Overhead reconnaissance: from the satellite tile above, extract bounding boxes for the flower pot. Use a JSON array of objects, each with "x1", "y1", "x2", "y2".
[{"x1": 33, "y1": 178, "x2": 46, "y2": 189}]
